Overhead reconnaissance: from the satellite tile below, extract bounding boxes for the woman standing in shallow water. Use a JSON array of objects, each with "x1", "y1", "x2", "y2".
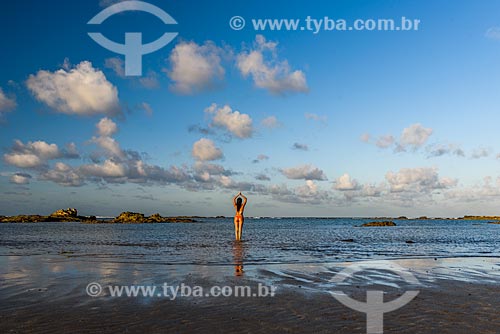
[{"x1": 233, "y1": 192, "x2": 247, "y2": 241}]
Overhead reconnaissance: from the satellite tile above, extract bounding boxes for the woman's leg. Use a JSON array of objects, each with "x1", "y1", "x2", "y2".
[
  {"x1": 234, "y1": 216, "x2": 239, "y2": 240},
  {"x1": 237, "y1": 218, "x2": 244, "y2": 240}
]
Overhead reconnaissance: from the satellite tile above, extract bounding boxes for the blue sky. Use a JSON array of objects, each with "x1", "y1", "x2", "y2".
[{"x1": 2, "y1": 0, "x2": 500, "y2": 217}]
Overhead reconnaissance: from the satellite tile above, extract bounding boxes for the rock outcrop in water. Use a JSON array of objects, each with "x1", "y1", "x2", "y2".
[
  {"x1": 362, "y1": 221, "x2": 397, "y2": 227},
  {"x1": 0, "y1": 215, "x2": 49, "y2": 223},
  {"x1": 0, "y1": 207, "x2": 93, "y2": 223},
  {"x1": 461, "y1": 215, "x2": 500, "y2": 220},
  {"x1": 48, "y1": 208, "x2": 80, "y2": 222},
  {"x1": 109, "y1": 212, "x2": 196, "y2": 224},
  {"x1": 0, "y1": 209, "x2": 197, "y2": 224},
  {"x1": 50, "y1": 208, "x2": 78, "y2": 218}
]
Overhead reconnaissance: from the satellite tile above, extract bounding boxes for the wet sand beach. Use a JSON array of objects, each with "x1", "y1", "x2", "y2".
[{"x1": 1, "y1": 254, "x2": 499, "y2": 333}]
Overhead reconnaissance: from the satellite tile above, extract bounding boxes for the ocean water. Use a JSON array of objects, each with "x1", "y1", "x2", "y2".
[{"x1": 1, "y1": 218, "x2": 499, "y2": 265}]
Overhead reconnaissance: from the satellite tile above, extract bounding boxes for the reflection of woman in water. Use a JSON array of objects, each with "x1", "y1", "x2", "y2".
[
  {"x1": 233, "y1": 241, "x2": 245, "y2": 276},
  {"x1": 233, "y1": 192, "x2": 247, "y2": 241}
]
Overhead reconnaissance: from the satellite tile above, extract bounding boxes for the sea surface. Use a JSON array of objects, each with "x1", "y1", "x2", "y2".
[
  {"x1": 1, "y1": 219, "x2": 499, "y2": 333},
  {"x1": 1, "y1": 218, "x2": 499, "y2": 264}
]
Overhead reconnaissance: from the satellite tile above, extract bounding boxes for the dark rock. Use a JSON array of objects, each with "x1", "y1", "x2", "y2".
[
  {"x1": 50, "y1": 208, "x2": 78, "y2": 218},
  {"x1": 111, "y1": 212, "x2": 197, "y2": 224},
  {"x1": 49, "y1": 208, "x2": 80, "y2": 222},
  {"x1": 0, "y1": 215, "x2": 49, "y2": 223},
  {"x1": 362, "y1": 221, "x2": 397, "y2": 227},
  {"x1": 148, "y1": 213, "x2": 164, "y2": 223},
  {"x1": 112, "y1": 212, "x2": 146, "y2": 223}
]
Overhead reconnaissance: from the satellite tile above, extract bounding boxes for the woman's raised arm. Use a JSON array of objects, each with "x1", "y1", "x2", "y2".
[{"x1": 240, "y1": 193, "x2": 247, "y2": 206}]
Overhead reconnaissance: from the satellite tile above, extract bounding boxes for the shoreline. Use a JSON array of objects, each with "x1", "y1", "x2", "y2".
[{"x1": 1, "y1": 254, "x2": 499, "y2": 333}]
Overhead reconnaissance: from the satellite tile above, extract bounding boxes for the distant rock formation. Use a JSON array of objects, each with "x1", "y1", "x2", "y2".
[
  {"x1": 362, "y1": 221, "x2": 397, "y2": 227},
  {"x1": 50, "y1": 208, "x2": 78, "y2": 218},
  {"x1": 48, "y1": 208, "x2": 80, "y2": 222},
  {"x1": 0, "y1": 215, "x2": 49, "y2": 223},
  {"x1": 461, "y1": 216, "x2": 500, "y2": 220},
  {"x1": 112, "y1": 212, "x2": 146, "y2": 223},
  {"x1": 110, "y1": 212, "x2": 196, "y2": 224},
  {"x1": 1, "y1": 208, "x2": 91, "y2": 223}
]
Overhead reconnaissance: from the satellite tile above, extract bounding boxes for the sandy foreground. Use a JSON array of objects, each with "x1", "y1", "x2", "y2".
[{"x1": 0, "y1": 256, "x2": 499, "y2": 333}]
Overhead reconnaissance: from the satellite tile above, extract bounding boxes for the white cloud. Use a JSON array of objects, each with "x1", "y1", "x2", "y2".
[
  {"x1": 139, "y1": 102, "x2": 153, "y2": 116},
  {"x1": 167, "y1": 41, "x2": 224, "y2": 94},
  {"x1": 334, "y1": 173, "x2": 360, "y2": 191},
  {"x1": 76, "y1": 158, "x2": 190, "y2": 185},
  {"x1": 0, "y1": 87, "x2": 16, "y2": 115},
  {"x1": 360, "y1": 133, "x2": 371, "y2": 143},
  {"x1": 193, "y1": 161, "x2": 232, "y2": 183},
  {"x1": 4, "y1": 153, "x2": 42, "y2": 168},
  {"x1": 64, "y1": 143, "x2": 80, "y2": 159},
  {"x1": 385, "y1": 167, "x2": 456, "y2": 193},
  {"x1": 470, "y1": 147, "x2": 490, "y2": 159},
  {"x1": 337, "y1": 182, "x2": 386, "y2": 202},
  {"x1": 96, "y1": 117, "x2": 118, "y2": 137},
  {"x1": 280, "y1": 164, "x2": 327, "y2": 181},
  {"x1": 10, "y1": 172, "x2": 32, "y2": 185},
  {"x1": 296, "y1": 180, "x2": 318, "y2": 196},
  {"x1": 138, "y1": 71, "x2": 160, "y2": 89},
  {"x1": 485, "y1": 27, "x2": 500, "y2": 40},
  {"x1": 205, "y1": 103, "x2": 253, "y2": 138},
  {"x1": 91, "y1": 118, "x2": 125, "y2": 159},
  {"x1": 376, "y1": 135, "x2": 395, "y2": 148},
  {"x1": 26, "y1": 61, "x2": 120, "y2": 116},
  {"x1": 426, "y1": 143, "x2": 465, "y2": 158},
  {"x1": 261, "y1": 116, "x2": 281, "y2": 129},
  {"x1": 445, "y1": 176, "x2": 500, "y2": 202},
  {"x1": 252, "y1": 154, "x2": 269, "y2": 163},
  {"x1": 192, "y1": 138, "x2": 223, "y2": 161},
  {"x1": 267, "y1": 180, "x2": 330, "y2": 204},
  {"x1": 79, "y1": 159, "x2": 127, "y2": 178},
  {"x1": 399, "y1": 123, "x2": 433, "y2": 150},
  {"x1": 255, "y1": 173, "x2": 271, "y2": 181},
  {"x1": 237, "y1": 35, "x2": 308, "y2": 95},
  {"x1": 3, "y1": 140, "x2": 74, "y2": 168},
  {"x1": 304, "y1": 113, "x2": 327, "y2": 123},
  {"x1": 104, "y1": 57, "x2": 125, "y2": 78},
  {"x1": 40, "y1": 162, "x2": 84, "y2": 187},
  {"x1": 92, "y1": 136, "x2": 124, "y2": 159},
  {"x1": 364, "y1": 123, "x2": 433, "y2": 152}
]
